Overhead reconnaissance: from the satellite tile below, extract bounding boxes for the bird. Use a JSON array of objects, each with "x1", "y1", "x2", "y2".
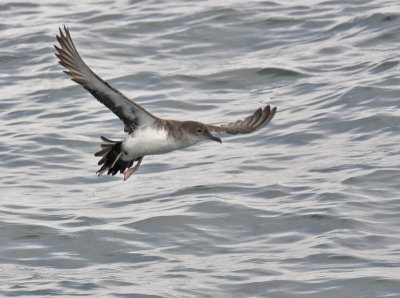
[{"x1": 55, "y1": 26, "x2": 277, "y2": 181}]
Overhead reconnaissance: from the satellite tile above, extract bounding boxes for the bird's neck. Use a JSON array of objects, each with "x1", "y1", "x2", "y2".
[{"x1": 155, "y1": 119, "x2": 199, "y2": 147}]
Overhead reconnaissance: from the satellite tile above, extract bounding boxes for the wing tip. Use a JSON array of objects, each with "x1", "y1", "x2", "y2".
[
  {"x1": 209, "y1": 103, "x2": 277, "y2": 134},
  {"x1": 257, "y1": 104, "x2": 277, "y2": 129},
  {"x1": 269, "y1": 105, "x2": 277, "y2": 120},
  {"x1": 57, "y1": 24, "x2": 69, "y2": 36}
]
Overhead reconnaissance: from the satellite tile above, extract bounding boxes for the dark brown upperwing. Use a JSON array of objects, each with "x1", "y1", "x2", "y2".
[
  {"x1": 55, "y1": 26, "x2": 157, "y2": 132},
  {"x1": 207, "y1": 105, "x2": 276, "y2": 134}
]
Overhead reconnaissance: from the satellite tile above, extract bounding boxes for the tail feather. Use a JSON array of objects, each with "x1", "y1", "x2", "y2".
[
  {"x1": 95, "y1": 136, "x2": 134, "y2": 176},
  {"x1": 101, "y1": 136, "x2": 117, "y2": 144},
  {"x1": 95, "y1": 147, "x2": 112, "y2": 157}
]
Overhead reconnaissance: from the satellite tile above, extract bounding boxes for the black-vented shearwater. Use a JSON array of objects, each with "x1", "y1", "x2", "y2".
[{"x1": 55, "y1": 26, "x2": 277, "y2": 180}]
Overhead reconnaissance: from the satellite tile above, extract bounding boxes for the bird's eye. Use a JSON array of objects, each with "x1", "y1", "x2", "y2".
[{"x1": 197, "y1": 129, "x2": 202, "y2": 133}]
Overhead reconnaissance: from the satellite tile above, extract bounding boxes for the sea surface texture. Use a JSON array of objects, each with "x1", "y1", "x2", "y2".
[{"x1": 1, "y1": 0, "x2": 400, "y2": 296}]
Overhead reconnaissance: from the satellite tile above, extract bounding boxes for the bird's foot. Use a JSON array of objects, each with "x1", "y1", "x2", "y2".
[{"x1": 123, "y1": 157, "x2": 144, "y2": 181}]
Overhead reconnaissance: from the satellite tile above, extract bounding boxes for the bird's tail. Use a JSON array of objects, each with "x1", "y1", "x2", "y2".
[{"x1": 95, "y1": 136, "x2": 133, "y2": 176}]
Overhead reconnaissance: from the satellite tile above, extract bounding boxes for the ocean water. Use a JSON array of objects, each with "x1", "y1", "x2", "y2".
[{"x1": 1, "y1": 0, "x2": 400, "y2": 296}]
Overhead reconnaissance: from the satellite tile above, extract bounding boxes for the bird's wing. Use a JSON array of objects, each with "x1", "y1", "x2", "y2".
[
  {"x1": 206, "y1": 105, "x2": 276, "y2": 134},
  {"x1": 55, "y1": 26, "x2": 157, "y2": 132}
]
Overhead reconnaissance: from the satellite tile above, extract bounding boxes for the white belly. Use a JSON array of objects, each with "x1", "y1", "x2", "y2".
[{"x1": 122, "y1": 127, "x2": 185, "y2": 160}]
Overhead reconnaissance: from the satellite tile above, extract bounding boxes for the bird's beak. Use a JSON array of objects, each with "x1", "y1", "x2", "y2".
[{"x1": 209, "y1": 134, "x2": 222, "y2": 143}]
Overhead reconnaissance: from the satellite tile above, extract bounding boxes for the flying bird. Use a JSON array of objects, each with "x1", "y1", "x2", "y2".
[{"x1": 55, "y1": 26, "x2": 277, "y2": 180}]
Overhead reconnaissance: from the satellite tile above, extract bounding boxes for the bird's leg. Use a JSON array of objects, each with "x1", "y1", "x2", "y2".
[{"x1": 123, "y1": 157, "x2": 144, "y2": 181}]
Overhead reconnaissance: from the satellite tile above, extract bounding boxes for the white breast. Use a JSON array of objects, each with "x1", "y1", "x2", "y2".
[{"x1": 122, "y1": 126, "x2": 187, "y2": 160}]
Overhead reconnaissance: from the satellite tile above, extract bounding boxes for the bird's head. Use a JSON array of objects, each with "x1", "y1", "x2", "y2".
[{"x1": 184, "y1": 121, "x2": 222, "y2": 144}]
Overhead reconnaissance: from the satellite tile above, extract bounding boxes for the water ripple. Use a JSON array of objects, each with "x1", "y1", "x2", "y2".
[{"x1": 1, "y1": 0, "x2": 400, "y2": 296}]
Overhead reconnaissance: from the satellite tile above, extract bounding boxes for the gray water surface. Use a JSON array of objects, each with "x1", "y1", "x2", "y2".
[{"x1": 1, "y1": 0, "x2": 400, "y2": 297}]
